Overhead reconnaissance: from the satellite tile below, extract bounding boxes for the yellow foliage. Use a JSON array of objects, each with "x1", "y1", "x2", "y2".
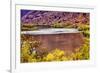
[
  {"x1": 44, "y1": 49, "x2": 69, "y2": 61},
  {"x1": 44, "y1": 53, "x2": 55, "y2": 61},
  {"x1": 61, "y1": 56, "x2": 69, "y2": 61},
  {"x1": 52, "y1": 49, "x2": 65, "y2": 57},
  {"x1": 51, "y1": 22, "x2": 64, "y2": 28},
  {"x1": 21, "y1": 36, "x2": 90, "y2": 62},
  {"x1": 21, "y1": 41, "x2": 38, "y2": 63}
]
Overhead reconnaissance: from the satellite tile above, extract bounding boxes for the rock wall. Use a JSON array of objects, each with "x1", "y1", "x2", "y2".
[{"x1": 21, "y1": 33, "x2": 84, "y2": 52}]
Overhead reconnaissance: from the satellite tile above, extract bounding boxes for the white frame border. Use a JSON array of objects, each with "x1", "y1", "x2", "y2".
[{"x1": 11, "y1": 2, "x2": 96, "y2": 73}]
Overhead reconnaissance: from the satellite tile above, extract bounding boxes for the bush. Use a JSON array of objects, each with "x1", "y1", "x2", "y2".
[
  {"x1": 77, "y1": 24, "x2": 90, "y2": 38},
  {"x1": 21, "y1": 41, "x2": 37, "y2": 63},
  {"x1": 21, "y1": 37, "x2": 90, "y2": 62},
  {"x1": 21, "y1": 24, "x2": 38, "y2": 31},
  {"x1": 78, "y1": 24, "x2": 89, "y2": 31},
  {"x1": 83, "y1": 30, "x2": 90, "y2": 38},
  {"x1": 64, "y1": 23, "x2": 77, "y2": 28},
  {"x1": 43, "y1": 49, "x2": 69, "y2": 61},
  {"x1": 51, "y1": 22, "x2": 64, "y2": 28},
  {"x1": 71, "y1": 40, "x2": 89, "y2": 60}
]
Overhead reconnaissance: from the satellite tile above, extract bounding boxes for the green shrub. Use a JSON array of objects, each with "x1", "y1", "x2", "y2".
[
  {"x1": 51, "y1": 22, "x2": 64, "y2": 28},
  {"x1": 21, "y1": 24, "x2": 38, "y2": 31},
  {"x1": 83, "y1": 30, "x2": 90, "y2": 38},
  {"x1": 77, "y1": 24, "x2": 90, "y2": 38},
  {"x1": 78, "y1": 24, "x2": 89, "y2": 31}
]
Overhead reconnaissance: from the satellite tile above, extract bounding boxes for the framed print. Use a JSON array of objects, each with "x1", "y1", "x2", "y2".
[{"x1": 11, "y1": 0, "x2": 96, "y2": 73}]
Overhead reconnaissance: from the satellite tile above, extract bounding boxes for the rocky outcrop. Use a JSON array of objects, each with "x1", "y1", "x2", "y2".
[{"x1": 21, "y1": 10, "x2": 89, "y2": 26}]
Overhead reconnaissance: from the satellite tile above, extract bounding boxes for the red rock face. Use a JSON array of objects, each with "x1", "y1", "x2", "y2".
[
  {"x1": 21, "y1": 10, "x2": 90, "y2": 26},
  {"x1": 22, "y1": 33, "x2": 84, "y2": 52}
]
